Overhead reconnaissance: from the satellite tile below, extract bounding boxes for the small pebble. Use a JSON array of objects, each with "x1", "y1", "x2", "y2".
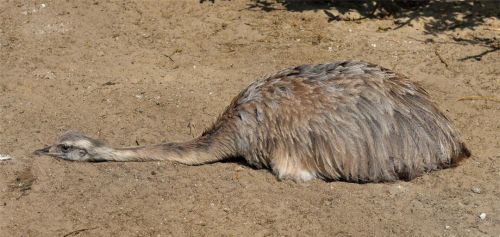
[
  {"x1": 445, "y1": 225, "x2": 450, "y2": 230},
  {"x1": 195, "y1": 221, "x2": 206, "y2": 226},
  {"x1": 0, "y1": 154, "x2": 12, "y2": 161},
  {"x1": 341, "y1": 11, "x2": 362, "y2": 21},
  {"x1": 479, "y1": 213, "x2": 486, "y2": 220},
  {"x1": 33, "y1": 69, "x2": 56, "y2": 80},
  {"x1": 394, "y1": 17, "x2": 411, "y2": 24},
  {"x1": 471, "y1": 187, "x2": 482, "y2": 194}
]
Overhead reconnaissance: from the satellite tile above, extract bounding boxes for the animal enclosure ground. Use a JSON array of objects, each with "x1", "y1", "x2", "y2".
[{"x1": 0, "y1": 1, "x2": 499, "y2": 236}]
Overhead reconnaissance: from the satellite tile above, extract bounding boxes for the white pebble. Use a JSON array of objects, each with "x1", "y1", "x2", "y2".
[
  {"x1": 371, "y1": 43, "x2": 377, "y2": 48},
  {"x1": 445, "y1": 225, "x2": 450, "y2": 230},
  {"x1": 479, "y1": 213, "x2": 486, "y2": 220},
  {"x1": 0, "y1": 154, "x2": 12, "y2": 161},
  {"x1": 471, "y1": 187, "x2": 482, "y2": 194}
]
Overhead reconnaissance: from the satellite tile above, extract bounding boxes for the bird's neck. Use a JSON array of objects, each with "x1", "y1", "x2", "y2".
[{"x1": 93, "y1": 136, "x2": 231, "y2": 164}]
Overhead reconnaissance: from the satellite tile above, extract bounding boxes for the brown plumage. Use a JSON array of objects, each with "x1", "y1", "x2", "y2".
[{"x1": 35, "y1": 60, "x2": 470, "y2": 182}]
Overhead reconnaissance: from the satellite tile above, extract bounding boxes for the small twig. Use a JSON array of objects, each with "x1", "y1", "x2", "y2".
[
  {"x1": 457, "y1": 96, "x2": 500, "y2": 103},
  {"x1": 163, "y1": 54, "x2": 175, "y2": 63},
  {"x1": 63, "y1": 227, "x2": 98, "y2": 237},
  {"x1": 484, "y1": 28, "x2": 500, "y2": 31},
  {"x1": 164, "y1": 49, "x2": 182, "y2": 64},
  {"x1": 15, "y1": 192, "x2": 28, "y2": 200},
  {"x1": 458, "y1": 48, "x2": 499, "y2": 61},
  {"x1": 408, "y1": 36, "x2": 467, "y2": 46},
  {"x1": 434, "y1": 47, "x2": 448, "y2": 68},
  {"x1": 187, "y1": 121, "x2": 195, "y2": 137}
]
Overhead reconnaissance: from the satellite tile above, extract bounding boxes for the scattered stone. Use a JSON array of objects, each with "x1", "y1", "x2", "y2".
[
  {"x1": 479, "y1": 213, "x2": 486, "y2": 220},
  {"x1": 445, "y1": 225, "x2": 450, "y2": 230},
  {"x1": 471, "y1": 187, "x2": 482, "y2": 194},
  {"x1": 377, "y1": 26, "x2": 392, "y2": 32},
  {"x1": 102, "y1": 81, "x2": 116, "y2": 86},
  {"x1": 394, "y1": 17, "x2": 411, "y2": 25},
  {"x1": 338, "y1": 11, "x2": 363, "y2": 21},
  {"x1": 33, "y1": 68, "x2": 56, "y2": 80},
  {"x1": 97, "y1": 51, "x2": 105, "y2": 57},
  {"x1": 195, "y1": 221, "x2": 206, "y2": 226},
  {"x1": 0, "y1": 154, "x2": 13, "y2": 161}
]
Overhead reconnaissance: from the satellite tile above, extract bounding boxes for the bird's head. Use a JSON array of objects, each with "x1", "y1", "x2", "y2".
[{"x1": 34, "y1": 131, "x2": 105, "y2": 161}]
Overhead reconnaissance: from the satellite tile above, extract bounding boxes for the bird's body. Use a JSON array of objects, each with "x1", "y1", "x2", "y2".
[{"x1": 35, "y1": 60, "x2": 470, "y2": 182}]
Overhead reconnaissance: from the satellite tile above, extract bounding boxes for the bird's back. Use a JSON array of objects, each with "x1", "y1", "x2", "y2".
[{"x1": 203, "y1": 60, "x2": 470, "y2": 182}]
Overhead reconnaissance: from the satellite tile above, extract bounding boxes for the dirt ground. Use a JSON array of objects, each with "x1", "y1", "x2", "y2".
[{"x1": 0, "y1": 0, "x2": 499, "y2": 236}]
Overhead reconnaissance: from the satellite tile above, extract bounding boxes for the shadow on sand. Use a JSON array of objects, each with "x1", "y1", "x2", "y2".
[{"x1": 200, "y1": 0, "x2": 499, "y2": 61}]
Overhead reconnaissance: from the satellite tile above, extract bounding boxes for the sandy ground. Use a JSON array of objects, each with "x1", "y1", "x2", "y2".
[{"x1": 0, "y1": 0, "x2": 499, "y2": 236}]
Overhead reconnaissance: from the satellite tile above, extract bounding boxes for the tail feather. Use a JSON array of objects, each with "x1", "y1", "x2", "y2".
[{"x1": 450, "y1": 143, "x2": 471, "y2": 167}]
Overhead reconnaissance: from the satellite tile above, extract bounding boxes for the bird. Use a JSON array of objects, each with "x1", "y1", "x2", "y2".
[{"x1": 34, "y1": 60, "x2": 470, "y2": 182}]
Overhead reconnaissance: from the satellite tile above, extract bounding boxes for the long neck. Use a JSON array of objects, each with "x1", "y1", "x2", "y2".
[{"x1": 93, "y1": 135, "x2": 234, "y2": 165}]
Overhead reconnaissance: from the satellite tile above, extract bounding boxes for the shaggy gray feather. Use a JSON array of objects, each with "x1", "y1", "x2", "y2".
[{"x1": 35, "y1": 60, "x2": 470, "y2": 182}]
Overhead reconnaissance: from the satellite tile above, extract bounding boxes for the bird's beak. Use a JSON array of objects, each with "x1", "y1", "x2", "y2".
[{"x1": 33, "y1": 146, "x2": 52, "y2": 156}]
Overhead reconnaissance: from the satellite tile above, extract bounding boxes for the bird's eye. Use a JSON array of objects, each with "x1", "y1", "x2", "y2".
[{"x1": 60, "y1": 144, "x2": 70, "y2": 152}]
